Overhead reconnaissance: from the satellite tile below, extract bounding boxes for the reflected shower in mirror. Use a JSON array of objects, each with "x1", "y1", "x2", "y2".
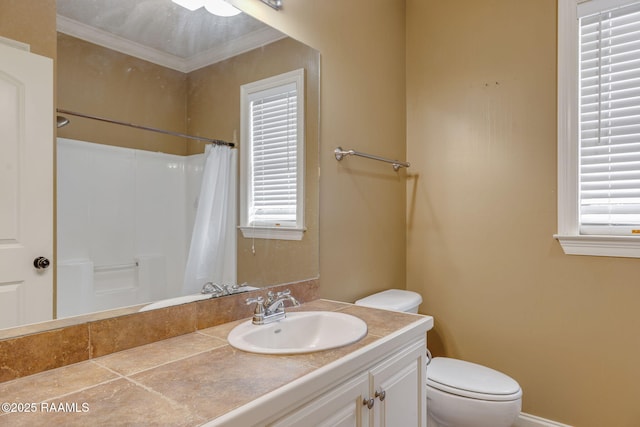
[{"x1": 25, "y1": 0, "x2": 319, "y2": 327}]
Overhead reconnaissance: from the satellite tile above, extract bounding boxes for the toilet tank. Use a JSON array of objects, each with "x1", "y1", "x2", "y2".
[{"x1": 354, "y1": 289, "x2": 423, "y2": 313}]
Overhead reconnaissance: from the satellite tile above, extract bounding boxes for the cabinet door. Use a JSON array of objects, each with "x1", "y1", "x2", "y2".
[
  {"x1": 270, "y1": 373, "x2": 370, "y2": 427},
  {"x1": 370, "y1": 342, "x2": 426, "y2": 427}
]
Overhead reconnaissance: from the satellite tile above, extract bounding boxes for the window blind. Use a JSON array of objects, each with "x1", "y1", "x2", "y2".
[
  {"x1": 249, "y1": 82, "x2": 298, "y2": 226},
  {"x1": 579, "y1": 0, "x2": 640, "y2": 235}
]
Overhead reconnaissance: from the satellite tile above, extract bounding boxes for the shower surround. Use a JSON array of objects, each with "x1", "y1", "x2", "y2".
[{"x1": 56, "y1": 138, "x2": 204, "y2": 318}]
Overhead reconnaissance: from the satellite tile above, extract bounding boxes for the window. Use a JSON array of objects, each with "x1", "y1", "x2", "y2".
[
  {"x1": 557, "y1": 0, "x2": 640, "y2": 257},
  {"x1": 239, "y1": 69, "x2": 305, "y2": 240}
]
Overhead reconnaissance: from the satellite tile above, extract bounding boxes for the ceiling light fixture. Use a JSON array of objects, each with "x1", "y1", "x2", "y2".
[
  {"x1": 172, "y1": 0, "x2": 241, "y2": 17},
  {"x1": 173, "y1": 0, "x2": 282, "y2": 15},
  {"x1": 203, "y1": 0, "x2": 242, "y2": 16},
  {"x1": 172, "y1": 0, "x2": 204, "y2": 11}
]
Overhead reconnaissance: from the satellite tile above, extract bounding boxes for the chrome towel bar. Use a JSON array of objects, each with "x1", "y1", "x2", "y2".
[{"x1": 334, "y1": 147, "x2": 410, "y2": 171}]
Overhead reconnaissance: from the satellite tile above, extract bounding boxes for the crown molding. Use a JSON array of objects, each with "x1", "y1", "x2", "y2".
[
  {"x1": 56, "y1": 14, "x2": 286, "y2": 73},
  {"x1": 184, "y1": 26, "x2": 286, "y2": 72},
  {"x1": 57, "y1": 15, "x2": 186, "y2": 71}
]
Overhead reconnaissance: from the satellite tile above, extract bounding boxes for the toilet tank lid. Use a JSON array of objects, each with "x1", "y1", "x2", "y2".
[
  {"x1": 354, "y1": 289, "x2": 422, "y2": 312},
  {"x1": 427, "y1": 357, "x2": 522, "y2": 401}
]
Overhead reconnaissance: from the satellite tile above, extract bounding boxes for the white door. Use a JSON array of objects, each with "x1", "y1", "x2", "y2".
[{"x1": 0, "y1": 42, "x2": 54, "y2": 329}]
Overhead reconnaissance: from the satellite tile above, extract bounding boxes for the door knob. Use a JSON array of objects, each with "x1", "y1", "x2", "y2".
[{"x1": 33, "y1": 256, "x2": 50, "y2": 270}]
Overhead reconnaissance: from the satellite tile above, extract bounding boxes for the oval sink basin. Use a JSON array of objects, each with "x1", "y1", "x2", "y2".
[{"x1": 227, "y1": 311, "x2": 368, "y2": 355}]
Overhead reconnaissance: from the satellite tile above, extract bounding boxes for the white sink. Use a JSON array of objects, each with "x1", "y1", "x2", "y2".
[{"x1": 227, "y1": 311, "x2": 368, "y2": 354}]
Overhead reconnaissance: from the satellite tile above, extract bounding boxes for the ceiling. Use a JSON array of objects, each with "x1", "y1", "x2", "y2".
[{"x1": 56, "y1": 0, "x2": 285, "y2": 73}]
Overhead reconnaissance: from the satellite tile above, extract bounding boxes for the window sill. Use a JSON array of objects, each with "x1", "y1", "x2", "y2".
[
  {"x1": 554, "y1": 234, "x2": 640, "y2": 258},
  {"x1": 240, "y1": 226, "x2": 305, "y2": 241}
]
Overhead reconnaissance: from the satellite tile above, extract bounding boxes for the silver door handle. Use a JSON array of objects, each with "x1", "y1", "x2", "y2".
[{"x1": 363, "y1": 397, "x2": 375, "y2": 409}]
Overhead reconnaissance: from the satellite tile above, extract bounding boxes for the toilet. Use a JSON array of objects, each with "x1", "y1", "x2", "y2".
[{"x1": 355, "y1": 289, "x2": 522, "y2": 427}]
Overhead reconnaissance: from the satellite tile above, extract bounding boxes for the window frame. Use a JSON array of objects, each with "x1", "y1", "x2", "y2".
[
  {"x1": 239, "y1": 68, "x2": 305, "y2": 241},
  {"x1": 556, "y1": 0, "x2": 640, "y2": 257}
]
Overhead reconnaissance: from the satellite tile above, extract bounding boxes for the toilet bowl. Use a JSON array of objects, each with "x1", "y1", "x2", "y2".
[
  {"x1": 354, "y1": 289, "x2": 522, "y2": 427},
  {"x1": 427, "y1": 357, "x2": 522, "y2": 427}
]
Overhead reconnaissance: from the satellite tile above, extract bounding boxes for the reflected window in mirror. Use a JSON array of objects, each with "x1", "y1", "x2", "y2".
[{"x1": 240, "y1": 68, "x2": 305, "y2": 240}]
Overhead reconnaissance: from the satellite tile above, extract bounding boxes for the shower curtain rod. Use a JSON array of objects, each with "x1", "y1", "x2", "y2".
[{"x1": 56, "y1": 108, "x2": 235, "y2": 148}]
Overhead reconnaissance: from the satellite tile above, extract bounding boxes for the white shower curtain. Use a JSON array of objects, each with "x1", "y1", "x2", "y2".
[{"x1": 183, "y1": 144, "x2": 237, "y2": 295}]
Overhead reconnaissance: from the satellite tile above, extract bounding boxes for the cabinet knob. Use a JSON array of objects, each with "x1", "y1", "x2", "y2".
[
  {"x1": 375, "y1": 389, "x2": 386, "y2": 401},
  {"x1": 33, "y1": 256, "x2": 50, "y2": 270},
  {"x1": 363, "y1": 397, "x2": 375, "y2": 409}
]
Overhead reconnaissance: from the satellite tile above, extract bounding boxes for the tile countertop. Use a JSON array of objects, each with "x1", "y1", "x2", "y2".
[{"x1": 0, "y1": 300, "x2": 431, "y2": 427}]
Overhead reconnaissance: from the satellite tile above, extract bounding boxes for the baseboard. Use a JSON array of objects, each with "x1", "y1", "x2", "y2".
[{"x1": 515, "y1": 412, "x2": 574, "y2": 427}]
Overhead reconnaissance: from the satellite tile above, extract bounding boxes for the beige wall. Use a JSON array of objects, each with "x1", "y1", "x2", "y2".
[
  {"x1": 407, "y1": 0, "x2": 640, "y2": 426},
  {"x1": 187, "y1": 37, "x2": 320, "y2": 286},
  {"x1": 0, "y1": 0, "x2": 56, "y2": 58},
  {"x1": 56, "y1": 34, "x2": 188, "y2": 155},
  {"x1": 232, "y1": 0, "x2": 408, "y2": 303}
]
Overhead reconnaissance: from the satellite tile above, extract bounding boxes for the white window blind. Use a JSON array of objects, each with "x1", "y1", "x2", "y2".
[
  {"x1": 240, "y1": 68, "x2": 305, "y2": 240},
  {"x1": 579, "y1": 0, "x2": 640, "y2": 235},
  {"x1": 249, "y1": 82, "x2": 298, "y2": 226}
]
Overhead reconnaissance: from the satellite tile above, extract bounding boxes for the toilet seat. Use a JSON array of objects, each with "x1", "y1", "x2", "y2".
[{"x1": 427, "y1": 357, "x2": 522, "y2": 402}]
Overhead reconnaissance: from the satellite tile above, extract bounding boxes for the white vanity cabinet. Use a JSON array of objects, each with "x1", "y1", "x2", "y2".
[
  {"x1": 369, "y1": 340, "x2": 426, "y2": 426},
  {"x1": 208, "y1": 315, "x2": 432, "y2": 427},
  {"x1": 268, "y1": 339, "x2": 427, "y2": 427},
  {"x1": 269, "y1": 372, "x2": 370, "y2": 427}
]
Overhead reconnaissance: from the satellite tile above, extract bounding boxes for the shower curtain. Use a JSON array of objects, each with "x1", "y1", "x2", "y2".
[{"x1": 183, "y1": 144, "x2": 237, "y2": 295}]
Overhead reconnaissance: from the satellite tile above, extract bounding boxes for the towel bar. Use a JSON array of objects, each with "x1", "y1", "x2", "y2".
[{"x1": 334, "y1": 147, "x2": 410, "y2": 171}]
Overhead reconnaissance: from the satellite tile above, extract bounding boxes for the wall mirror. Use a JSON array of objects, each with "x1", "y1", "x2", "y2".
[{"x1": 1, "y1": 0, "x2": 319, "y2": 334}]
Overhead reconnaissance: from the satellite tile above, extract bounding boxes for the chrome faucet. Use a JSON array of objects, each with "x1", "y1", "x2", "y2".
[
  {"x1": 200, "y1": 282, "x2": 228, "y2": 296},
  {"x1": 201, "y1": 282, "x2": 241, "y2": 296},
  {"x1": 201, "y1": 282, "x2": 226, "y2": 296},
  {"x1": 266, "y1": 289, "x2": 300, "y2": 313},
  {"x1": 246, "y1": 289, "x2": 300, "y2": 325}
]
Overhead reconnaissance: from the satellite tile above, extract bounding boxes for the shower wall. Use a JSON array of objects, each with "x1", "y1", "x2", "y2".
[{"x1": 57, "y1": 138, "x2": 203, "y2": 318}]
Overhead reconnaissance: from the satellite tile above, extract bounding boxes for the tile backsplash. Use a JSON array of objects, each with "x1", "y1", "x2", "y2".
[{"x1": 0, "y1": 279, "x2": 319, "y2": 383}]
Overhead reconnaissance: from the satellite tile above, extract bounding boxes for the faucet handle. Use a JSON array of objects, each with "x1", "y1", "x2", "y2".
[
  {"x1": 246, "y1": 296, "x2": 264, "y2": 305},
  {"x1": 202, "y1": 282, "x2": 224, "y2": 295},
  {"x1": 246, "y1": 296, "x2": 266, "y2": 323},
  {"x1": 246, "y1": 296, "x2": 265, "y2": 314},
  {"x1": 265, "y1": 291, "x2": 276, "y2": 304},
  {"x1": 276, "y1": 289, "x2": 291, "y2": 298}
]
